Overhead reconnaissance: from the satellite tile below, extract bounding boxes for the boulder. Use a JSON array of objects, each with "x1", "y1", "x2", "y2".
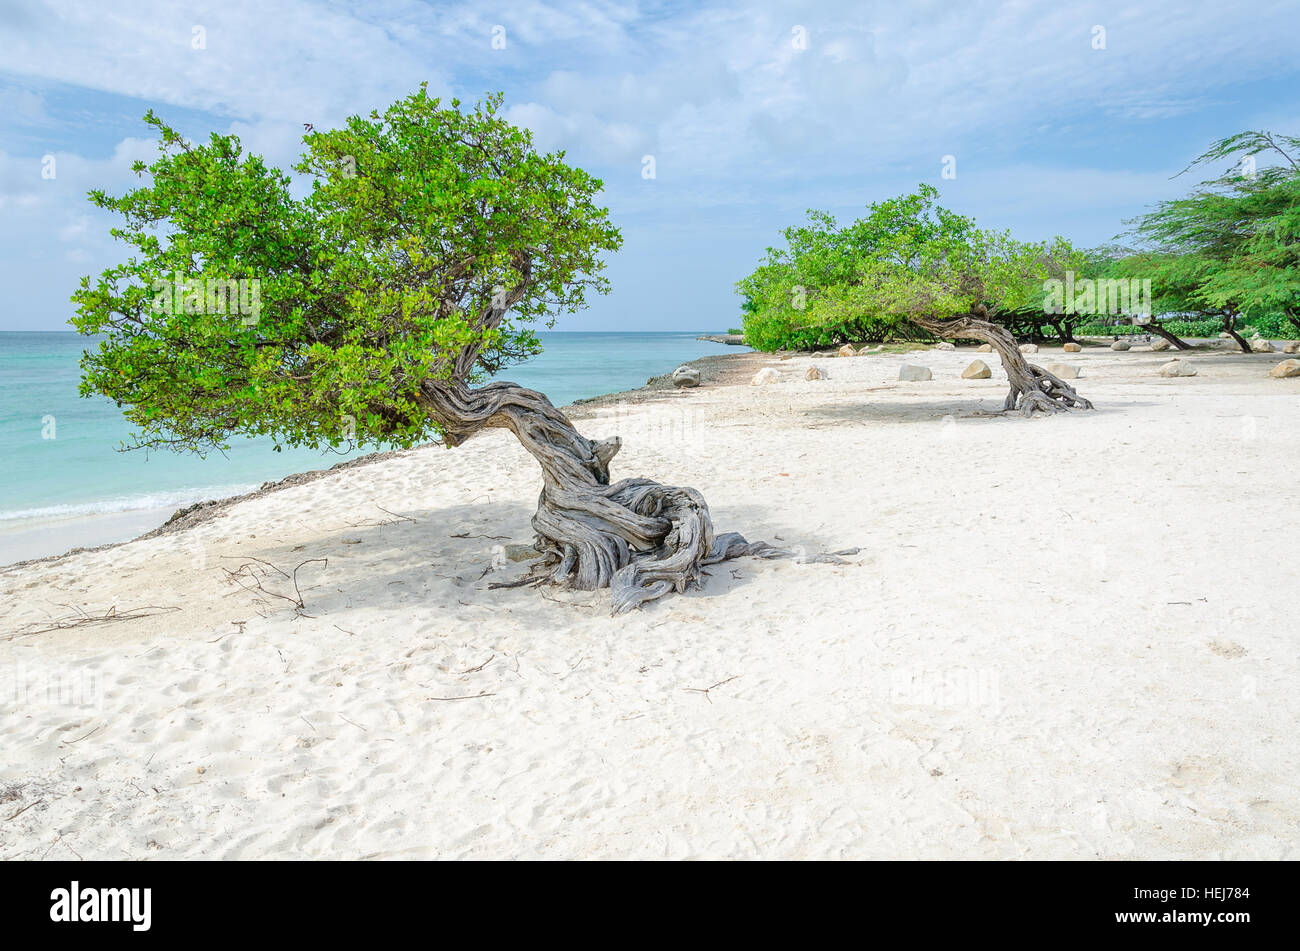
[
  {"x1": 1269, "y1": 358, "x2": 1300, "y2": 378},
  {"x1": 935, "y1": 341, "x2": 956, "y2": 351},
  {"x1": 1158, "y1": 359, "x2": 1197, "y2": 378},
  {"x1": 1018, "y1": 343, "x2": 1038, "y2": 354},
  {"x1": 837, "y1": 344, "x2": 857, "y2": 357},
  {"x1": 750, "y1": 367, "x2": 780, "y2": 385},
  {"x1": 1150, "y1": 338, "x2": 1172, "y2": 351},
  {"x1": 1046, "y1": 363, "x2": 1080, "y2": 379},
  {"x1": 1111, "y1": 340, "x2": 1131, "y2": 351},
  {"x1": 961, "y1": 359, "x2": 991, "y2": 379},
  {"x1": 978, "y1": 343, "x2": 993, "y2": 353},
  {"x1": 1062, "y1": 342, "x2": 1082, "y2": 352},
  {"x1": 898, "y1": 365, "x2": 932, "y2": 382},
  {"x1": 1251, "y1": 338, "x2": 1275, "y2": 353},
  {"x1": 671, "y1": 364, "x2": 700, "y2": 388},
  {"x1": 805, "y1": 366, "x2": 827, "y2": 381},
  {"x1": 1283, "y1": 342, "x2": 1300, "y2": 354}
]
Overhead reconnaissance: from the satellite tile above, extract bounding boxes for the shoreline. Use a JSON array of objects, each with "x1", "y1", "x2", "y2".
[{"x1": 0, "y1": 349, "x2": 767, "y2": 572}]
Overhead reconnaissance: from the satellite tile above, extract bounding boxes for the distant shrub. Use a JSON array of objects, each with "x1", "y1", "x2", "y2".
[
  {"x1": 1075, "y1": 318, "x2": 1224, "y2": 337},
  {"x1": 1165, "y1": 320, "x2": 1223, "y2": 337},
  {"x1": 1075, "y1": 312, "x2": 1298, "y2": 338},
  {"x1": 1241, "y1": 313, "x2": 1298, "y2": 338},
  {"x1": 740, "y1": 311, "x2": 920, "y2": 351}
]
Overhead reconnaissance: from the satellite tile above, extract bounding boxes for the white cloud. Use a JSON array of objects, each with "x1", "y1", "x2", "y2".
[
  {"x1": 8, "y1": 0, "x2": 1297, "y2": 187},
  {"x1": 3, "y1": 0, "x2": 452, "y2": 124},
  {"x1": 1, "y1": 0, "x2": 1298, "y2": 330}
]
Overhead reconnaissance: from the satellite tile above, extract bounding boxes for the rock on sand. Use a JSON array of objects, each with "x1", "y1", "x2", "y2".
[
  {"x1": 1159, "y1": 359, "x2": 1197, "y2": 377},
  {"x1": 671, "y1": 365, "x2": 700, "y2": 387}
]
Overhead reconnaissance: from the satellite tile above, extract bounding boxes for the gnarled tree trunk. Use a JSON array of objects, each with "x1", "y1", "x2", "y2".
[
  {"x1": 1222, "y1": 313, "x2": 1252, "y2": 353},
  {"x1": 1047, "y1": 317, "x2": 1077, "y2": 344},
  {"x1": 915, "y1": 311, "x2": 1094, "y2": 415},
  {"x1": 418, "y1": 257, "x2": 786, "y2": 613},
  {"x1": 1145, "y1": 321, "x2": 1193, "y2": 350},
  {"x1": 418, "y1": 379, "x2": 784, "y2": 614}
]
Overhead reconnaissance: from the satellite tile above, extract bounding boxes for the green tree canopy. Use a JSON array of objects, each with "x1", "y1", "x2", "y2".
[
  {"x1": 736, "y1": 185, "x2": 1091, "y2": 413},
  {"x1": 1122, "y1": 130, "x2": 1300, "y2": 345},
  {"x1": 737, "y1": 185, "x2": 1067, "y2": 345},
  {"x1": 73, "y1": 86, "x2": 622, "y2": 453}
]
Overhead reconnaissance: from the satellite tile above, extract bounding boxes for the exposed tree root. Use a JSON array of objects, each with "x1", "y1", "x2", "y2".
[
  {"x1": 1016, "y1": 363, "x2": 1094, "y2": 416},
  {"x1": 421, "y1": 379, "x2": 789, "y2": 613}
]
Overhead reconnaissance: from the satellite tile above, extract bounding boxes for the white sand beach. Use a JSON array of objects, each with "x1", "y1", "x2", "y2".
[{"x1": 2, "y1": 344, "x2": 1297, "y2": 860}]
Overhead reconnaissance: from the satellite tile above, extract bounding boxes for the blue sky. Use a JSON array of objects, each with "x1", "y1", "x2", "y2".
[{"x1": 1, "y1": 0, "x2": 1298, "y2": 332}]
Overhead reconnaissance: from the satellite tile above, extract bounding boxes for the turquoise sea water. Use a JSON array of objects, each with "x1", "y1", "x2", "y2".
[{"x1": 0, "y1": 331, "x2": 746, "y2": 527}]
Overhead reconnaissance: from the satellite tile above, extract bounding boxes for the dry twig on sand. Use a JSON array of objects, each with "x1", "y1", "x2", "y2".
[
  {"x1": 457, "y1": 654, "x2": 495, "y2": 674},
  {"x1": 219, "y1": 556, "x2": 327, "y2": 618},
  {"x1": 4, "y1": 604, "x2": 180, "y2": 641},
  {"x1": 374, "y1": 505, "x2": 418, "y2": 524},
  {"x1": 683, "y1": 675, "x2": 741, "y2": 704}
]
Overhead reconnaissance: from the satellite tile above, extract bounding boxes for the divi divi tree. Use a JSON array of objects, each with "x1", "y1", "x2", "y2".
[
  {"x1": 72, "y1": 88, "x2": 778, "y2": 613},
  {"x1": 738, "y1": 185, "x2": 1093, "y2": 414}
]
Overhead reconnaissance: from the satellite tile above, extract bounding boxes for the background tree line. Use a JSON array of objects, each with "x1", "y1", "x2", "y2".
[{"x1": 736, "y1": 132, "x2": 1300, "y2": 354}]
